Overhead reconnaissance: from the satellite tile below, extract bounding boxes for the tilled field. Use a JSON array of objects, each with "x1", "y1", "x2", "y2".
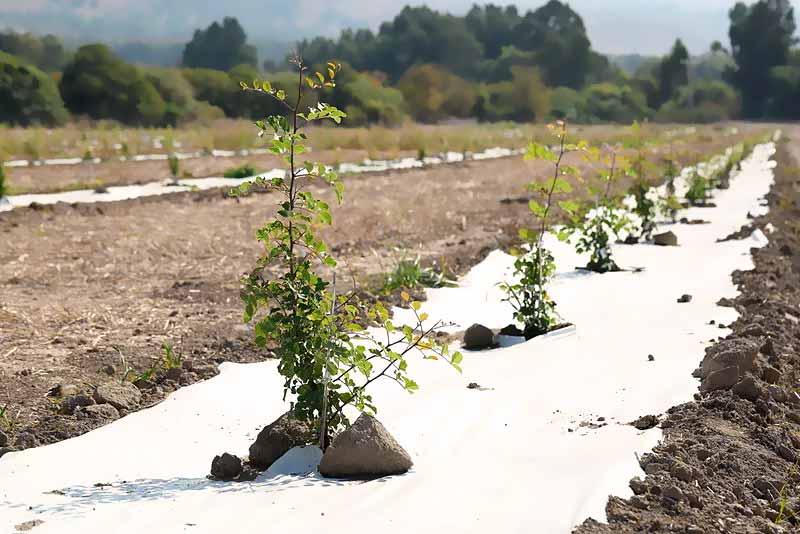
[
  {"x1": 576, "y1": 132, "x2": 800, "y2": 533},
  {"x1": 0, "y1": 126, "x2": 767, "y2": 458}
]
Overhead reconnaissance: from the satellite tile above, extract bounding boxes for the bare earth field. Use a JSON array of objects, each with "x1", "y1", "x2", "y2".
[
  {"x1": 0, "y1": 125, "x2": 763, "y2": 448},
  {"x1": 4, "y1": 123, "x2": 795, "y2": 534},
  {"x1": 575, "y1": 131, "x2": 800, "y2": 533}
]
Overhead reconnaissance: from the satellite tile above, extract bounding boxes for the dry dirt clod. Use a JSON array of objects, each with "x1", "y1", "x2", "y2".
[
  {"x1": 319, "y1": 413, "x2": 412, "y2": 479},
  {"x1": 93, "y1": 383, "x2": 141, "y2": 411},
  {"x1": 463, "y1": 323, "x2": 495, "y2": 350},
  {"x1": 653, "y1": 231, "x2": 678, "y2": 246},
  {"x1": 59, "y1": 394, "x2": 95, "y2": 415},
  {"x1": 210, "y1": 453, "x2": 243, "y2": 481},
  {"x1": 732, "y1": 376, "x2": 763, "y2": 401},
  {"x1": 77, "y1": 404, "x2": 120, "y2": 420},
  {"x1": 248, "y1": 412, "x2": 314, "y2": 470}
]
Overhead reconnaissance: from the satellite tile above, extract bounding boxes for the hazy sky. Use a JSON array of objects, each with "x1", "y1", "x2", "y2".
[{"x1": 1, "y1": 0, "x2": 799, "y2": 55}]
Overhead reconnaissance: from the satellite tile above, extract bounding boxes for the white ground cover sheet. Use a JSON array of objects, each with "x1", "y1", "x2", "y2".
[
  {"x1": 0, "y1": 144, "x2": 776, "y2": 533},
  {"x1": 0, "y1": 149, "x2": 518, "y2": 213}
]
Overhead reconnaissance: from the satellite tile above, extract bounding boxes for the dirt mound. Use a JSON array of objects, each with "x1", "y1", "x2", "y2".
[{"x1": 576, "y1": 140, "x2": 800, "y2": 533}]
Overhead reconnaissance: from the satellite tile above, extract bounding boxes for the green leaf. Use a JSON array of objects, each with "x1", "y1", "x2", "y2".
[{"x1": 528, "y1": 199, "x2": 546, "y2": 217}]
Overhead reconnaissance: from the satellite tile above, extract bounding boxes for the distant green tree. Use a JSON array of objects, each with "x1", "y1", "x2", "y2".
[
  {"x1": 728, "y1": 0, "x2": 797, "y2": 117},
  {"x1": 658, "y1": 39, "x2": 689, "y2": 106},
  {"x1": 144, "y1": 67, "x2": 198, "y2": 125},
  {"x1": 0, "y1": 51, "x2": 69, "y2": 125},
  {"x1": 478, "y1": 66, "x2": 551, "y2": 122},
  {"x1": 181, "y1": 17, "x2": 257, "y2": 71},
  {"x1": 465, "y1": 4, "x2": 520, "y2": 59},
  {"x1": 398, "y1": 64, "x2": 477, "y2": 122},
  {"x1": 511, "y1": 0, "x2": 591, "y2": 88},
  {"x1": 60, "y1": 44, "x2": 165, "y2": 125},
  {"x1": 657, "y1": 80, "x2": 740, "y2": 122},
  {"x1": 0, "y1": 31, "x2": 67, "y2": 72}
]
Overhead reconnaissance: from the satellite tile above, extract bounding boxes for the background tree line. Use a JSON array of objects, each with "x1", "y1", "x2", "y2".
[{"x1": 0, "y1": 0, "x2": 797, "y2": 127}]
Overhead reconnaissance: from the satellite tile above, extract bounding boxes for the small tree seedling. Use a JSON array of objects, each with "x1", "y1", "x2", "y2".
[{"x1": 234, "y1": 56, "x2": 461, "y2": 445}]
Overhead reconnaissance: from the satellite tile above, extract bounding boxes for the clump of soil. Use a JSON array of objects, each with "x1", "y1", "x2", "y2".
[{"x1": 576, "y1": 139, "x2": 800, "y2": 533}]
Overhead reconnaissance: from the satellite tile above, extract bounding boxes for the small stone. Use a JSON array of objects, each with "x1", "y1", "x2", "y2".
[
  {"x1": 699, "y1": 338, "x2": 759, "y2": 379},
  {"x1": 249, "y1": 412, "x2": 314, "y2": 470},
  {"x1": 663, "y1": 484, "x2": 684, "y2": 502},
  {"x1": 677, "y1": 294, "x2": 693, "y2": 303},
  {"x1": 732, "y1": 376, "x2": 763, "y2": 401},
  {"x1": 164, "y1": 367, "x2": 182, "y2": 381},
  {"x1": 13, "y1": 519, "x2": 44, "y2": 532},
  {"x1": 319, "y1": 413, "x2": 413, "y2": 479},
  {"x1": 695, "y1": 448, "x2": 713, "y2": 461},
  {"x1": 101, "y1": 364, "x2": 116, "y2": 376},
  {"x1": 463, "y1": 324, "x2": 495, "y2": 350},
  {"x1": 14, "y1": 432, "x2": 38, "y2": 450},
  {"x1": 210, "y1": 453, "x2": 243, "y2": 481},
  {"x1": 670, "y1": 461, "x2": 693, "y2": 482},
  {"x1": 77, "y1": 404, "x2": 120, "y2": 420},
  {"x1": 59, "y1": 394, "x2": 96, "y2": 415},
  {"x1": 778, "y1": 444, "x2": 797, "y2": 463},
  {"x1": 700, "y1": 366, "x2": 740, "y2": 392},
  {"x1": 181, "y1": 359, "x2": 194, "y2": 371},
  {"x1": 763, "y1": 365, "x2": 781, "y2": 384},
  {"x1": 648, "y1": 354, "x2": 655, "y2": 362},
  {"x1": 629, "y1": 476, "x2": 647, "y2": 495},
  {"x1": 94, "y1": 383, "x2": 141, "y2": 411},
  {"x1": 768, "y1": 385, "x2": 787, "y2": 403},
  {"x1": 653, "y1": 231, "x2": 678, "y2": 246}
]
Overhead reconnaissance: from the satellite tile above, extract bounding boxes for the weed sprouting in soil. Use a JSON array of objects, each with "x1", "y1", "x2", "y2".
[
  {"x1": 0, "y1": 163, "x2": 6, "y2": 198},
  {"x1": 168, "y1": 154, "x2": 180, "y2": 181},
  {"x1": 382, "y1": 256, "x2": 454, "y2": 293},
  {"x1": 233, "y1": 56, "x2": 461, "y2": 446},
  {"x1": 223, "y1": 163, "x2": 257, "y2": 179}
]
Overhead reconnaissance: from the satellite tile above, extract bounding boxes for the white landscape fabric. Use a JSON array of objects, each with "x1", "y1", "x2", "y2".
[{"x1": 0, "y1": 144, "x2": 776, "y2": 533}]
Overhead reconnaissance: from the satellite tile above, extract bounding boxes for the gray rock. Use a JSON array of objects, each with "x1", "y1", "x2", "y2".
[
  {"x1": 733, "y1": 376, "x2": 763, "y2": 401},
  {"x1": 463, "y1": 324, "x2": 495, "y2": 350},
  {"x1": 60, "y1": 394, "x2": 95, "y2": 415},
  {"x1": 701, "y1": 365, "x2": 740, "y2": 392},
  {"x1": 248, "y1": 412, "x2": 313, "y2": 469},
  {"x1": 653, "y1": 231, "x2": 678, "y2": 246},
  {"x1": 631, "y1": 414, "x2": 659, "y2": 430},
  {"x1": 768, "y1": 385, "x2": 787, "y2": 403},
  {"x1": 14, "y1": 432, "x2": 38, "y2": 450},
  {"x1": 670, "y1": 461, "x2": 693, "y2": 482},
  {"x1": 0, "y1": 430, "x2": 6, "y2": 447},
  {"x1": 763, "y1": 365, "x2": 781, "y2": 384},
  {"x1": 94, "y1": 383, "x2": 141, "y2": 411},
  {"x1": 698, "y1": 338, "x2": 759, "y2": 379},
  {"x1": 629, "y1": 476, "x2": 647, "y2": 495},
  {"x1": 319, "y1": 413, "x2": 413, "y2": 479},
  {"x1": 663, "y1": 484, "x2": 684, "y2": 502},
  {"x1": 77, "y1": 403, "x2": 120, "y2": 420},
  {"x1": 210, "y1": 453, "x2": 243, "y2": 480}
]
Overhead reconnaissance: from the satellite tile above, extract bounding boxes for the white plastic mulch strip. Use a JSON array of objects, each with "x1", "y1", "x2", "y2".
[
  {"x1": 0, "y1": 144, "x2": 775, "y2": 533},
  {"x1": 0, "y1": 147, "x2": 515, "y2": 213}
]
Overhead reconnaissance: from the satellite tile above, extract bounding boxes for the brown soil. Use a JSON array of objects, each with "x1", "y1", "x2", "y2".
[
  {"x1": 0, "y1": 128, "x2": 764, "y2": 452},
  {"x1": 575, "y1": 129, "x2": 800, "y2": 533}
]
